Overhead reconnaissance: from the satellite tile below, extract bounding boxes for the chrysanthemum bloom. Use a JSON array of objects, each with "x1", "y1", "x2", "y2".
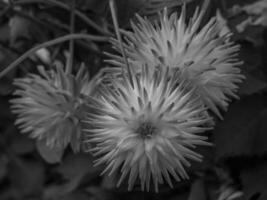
[
  {"x1": 107, "y1": 4, "x2": 245, "y2": 118},
  {"x1": 83, "y1": 66, "x2": 212, "y2": 192},
  {"x1": 10, "y1": 63, "x2": 97, "y2": 152}
]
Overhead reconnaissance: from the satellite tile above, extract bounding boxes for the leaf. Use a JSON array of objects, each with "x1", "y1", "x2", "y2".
[
  {"x1": 245, "y1": 108, "x2": 267, "y2": 155},
  {"x1": 0, "y1": 44, "x2": 18, "y2": 96},
  {"x1": 214, "y1": 94, "x2": 267, "y2": 160},
  {"x1": 7, "y1": 125, "x2": 35, "y2": 155},
  {"x1": 76, "y1": 0, "x2": 109, "y2": 13},
  {"x1": 115, "y1": 0, "x2": 193, "y2": 26},
  {"x1": 47, "y1": 152, "x2": 100, "y2": 198},
  {"x1": 9, "y1": 15, "x2": 31, "y2": 45},
  {"x1": 140, "y1": 0, "x2": 193, "y2": 15},
  {"x1": 56, "y1": 152, "x2": 97, "y2": 181},
  {"x1": 101, "y1": 172, "x2": 117, "y2": 190},
  {"x1": 8, "y1": 157, "x2": 45, "y2": 197},
  {"x1": 227, "y1": 1, "x2": 267, "y2": 46},
  {"x1": 36, "y1": 139, "x2": 64, "y2": 164},
  {"x1": 0, "y1": 23, "x2": 10, "y2": 44},
  {"x1": 44, "y1": 153, "x2": 99, "y2": 199},
  {"x1": 241, "y1": 0, "x2": 267, "y2": 27},
  {"x1": 0, "y1": 97, "x2": 13, "y2": 124},
  {"x1": 59, "y1": 0, "x2": 109, "y2": 13},
  {"x1": 187, "y1": 179, "x2": 206, "y2": 200},
  {"x1": 238, "y1": 73, "x2": 267, "y2": 96},
  {"x1": 8, "y1": 11, "x2": 47, "y2": 50},
  {"x1": 169, "y1": 190, "x2": 190, "y2": 200},
  {"x1": 0, "y1": 155, "x2": 8, "y2": 182},
  {"x1": 240, "y1": 161, "x2": 267, "y2": 200},
  {"x1": 44, "y1": 182, "x2": 82, "y2": 200},
  {"x1": 115, "y1": 0, "x2": 146, "y2": 26},
  {"x1": 58, "y1": 191, "x2": 91, "y2": 200},
  {"x1": 85, "y1": 187, "x2": 113, "y2": 200},
  {"x1": 217, "y1": 186, "x2": 243, "y2": 200}
]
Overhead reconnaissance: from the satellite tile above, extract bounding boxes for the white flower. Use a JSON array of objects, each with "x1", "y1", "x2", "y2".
[
  {"x1": 10, "y1": 63, "x2": 96, "y2": 152},
  {"x1": 83, "y1": 66, "x2": 212, "y2": 192},
  {"x1": 107, "y1": 4, "x2": 244, "y2": 118}
]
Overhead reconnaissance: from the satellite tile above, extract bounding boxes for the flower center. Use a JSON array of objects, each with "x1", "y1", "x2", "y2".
[{"x1": 137, "y1": 122, "x2": 157, "y2": 138}]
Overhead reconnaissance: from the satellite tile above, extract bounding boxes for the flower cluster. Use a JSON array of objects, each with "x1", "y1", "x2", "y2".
[
  {"x1": 83, "y1": 66, "x2": 212, "y2": 192},
  {"x1": 10, "y1": 1, "x2": 244, "y2": 192},
  {"x1": 10, "y1": 63, "x2": 96, "y2": 152},
  {"x1": 107, "y1": 5, "x2": 244, "y2": 118},
  {"x1": 85, "y1": 2, "x2": 244, "y2": 191}
]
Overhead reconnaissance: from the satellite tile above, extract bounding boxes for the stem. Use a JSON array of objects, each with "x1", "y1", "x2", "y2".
[
  {"x1": 66, "y1": 0, "x2": 75, "y2": 74},
  {"x1": 109, "y1": 0, "x2": 133, "y2": 85},
  {"x1": 11, "y1": 9, "x2": 101, "y2": 54},
  {"x1": 0, "y1": 34, "x2": 108, "y2": 79},
  {"x1": 109, "y1": 0, "x2": 129, "y2": 68},
  {"x1": 13, "y1": 0, "x2": 112, "y2": 36}
]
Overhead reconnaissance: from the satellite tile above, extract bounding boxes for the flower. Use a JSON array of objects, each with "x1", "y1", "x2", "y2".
[
  {"x1": 83, "y1": 66, "x2": 212, "y2": 192},
  {"x1": 107, "y1": 3, "x2": 245, "y2": 118},
  {"x1": 10, "y1": 63, "x2": 97, "y2": 152}
]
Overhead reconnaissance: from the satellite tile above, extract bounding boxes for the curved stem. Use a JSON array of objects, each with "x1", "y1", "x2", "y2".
[
  {"x1": 109, "y1": 0, "x2": 134, "y2": 86},
  {"x1": 109, "y1": 0, "x2": 129, "y2": 68},
  {"x1": 13, "y1": 0, "x2": 112, "y2": 36},
  {"x1": 0, "y1": 34, "x2": 108, "y2": 79},
  {"x1": 66, "y1": 0, "x2": 76, "y2": 74}
]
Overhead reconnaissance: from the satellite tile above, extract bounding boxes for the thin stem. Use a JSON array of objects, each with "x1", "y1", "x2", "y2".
[
  {"x1": 109, "y1": 0, "x2": 133, "y2": 85},
  {"x1": 11, "y1": 9, "x2": 103, "y2": 55},
  {"x1": 0, "y1": 34, "x2": 108, "y2": 79},
  {"x1": 13, "y1": 0, "x2": 112, "y2": 36},
  {"x1": 66, "y1": 0, "x2": 76, "y2": 74},
  {"x1": 109, "y1": 0, "x2": 129, "y2": 69}
]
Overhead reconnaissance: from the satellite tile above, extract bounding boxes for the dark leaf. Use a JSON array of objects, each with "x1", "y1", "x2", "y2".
[
  {"x1": 227, "y1": 1, "x2": 267, "y2": 46},
  {"x1": 245, "y1": 108, "x2": 267, "y2": 155},
  {"x1": 8, "y1": 157, "x2": 45, "y2": 197},
  {"x1": 0, "y1": 154, "x2": 8, "y2": 181},
  {"x1": 56, "y1": 152, "x2": 97, "y2": 181},
  {"x1": 169, "y1": 190, "x2": 189, "y2": 200},
  {"x1": 116, "y1": 0, "x2": 193, "y2": 26},
  {"x1": 238, "y1": 73, "x2": 267, "y2": 96},
  {"x1": 0, "y1": 23, "x2": 10, "y2": 43},
  {"x1": 101, "y1": 172, "x2": 117, "y2": 190},
  {"x1": 0, "y1": 44, "x2": 18, "y2": 96},
  {"x1": 240, "y1": 161, "x2": 267, "y2": 200},
  {"x1": 36, "y1": 139, "x2": 64, "y2": 164},
  {"x1": 0, "y1": 97, "x2": 13, "y2": 124},
  {"x1": 9, "y1": 15, "x2": 31, "y2": 45},
  {"x1": 187, "y1": 179, "x2": 207, "y2": 200},
  {"x1": 44, "y1": 183, "x2": 82, "y2": 200},
  {"x1": 10, "y1": 132, "x2": 35, "y2": 155},
  {"x1": 115, "y1": 0, "x2": 146, "y2": 26},
  {"x1": 214, "y1": 94, "x2": 267, "y2": 159},
  {"x1": 46, "y1": 152, "x2": 100, "y2": 198},
  {"x1": 57, "y1": 191, "x2": 91, "y2": 200},
  {"x1": 86, "y1": 187, "x2": 113, "y2": 200}
]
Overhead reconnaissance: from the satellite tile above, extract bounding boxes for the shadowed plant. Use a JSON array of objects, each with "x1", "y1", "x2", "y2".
[{"x1": 10, "y1": 63, "x2": 98, "y2": 152}]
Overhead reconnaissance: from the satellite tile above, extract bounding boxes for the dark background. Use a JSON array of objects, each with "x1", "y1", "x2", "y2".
[{"x1": 0, "y1": 0, "x2": 267, "y2": 199}]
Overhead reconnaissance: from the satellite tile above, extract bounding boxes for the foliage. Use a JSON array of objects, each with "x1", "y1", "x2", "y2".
[{"x1": 0, "y1": 0, "x2": 267, "y2": 199}]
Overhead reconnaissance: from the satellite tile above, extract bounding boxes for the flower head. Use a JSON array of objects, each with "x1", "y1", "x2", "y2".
[
  {"x1": 10, "y1": 63, "x2": 96, "y2": 152},
  {"x1": 107, "y1": 4, "x2": 244, "y2": 118},
  {"x1": 84, "y1": 66, "x2": 212, "y2": 192}
]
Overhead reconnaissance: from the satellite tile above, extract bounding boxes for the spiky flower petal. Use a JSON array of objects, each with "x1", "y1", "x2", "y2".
[
  {"x1": 107, "y1": 4, "x2": 244, "y2": 118},
  {"x1": 10, "y1": 63, "x2": 96, "y2": 152},
  {"x1": 84, "y1": 66, "x2": 212, "y2": 192}
]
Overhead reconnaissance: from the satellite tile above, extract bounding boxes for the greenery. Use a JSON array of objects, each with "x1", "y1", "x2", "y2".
[{"x1": 0, "y1": 0, "x2": 267, "y2": 199}]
